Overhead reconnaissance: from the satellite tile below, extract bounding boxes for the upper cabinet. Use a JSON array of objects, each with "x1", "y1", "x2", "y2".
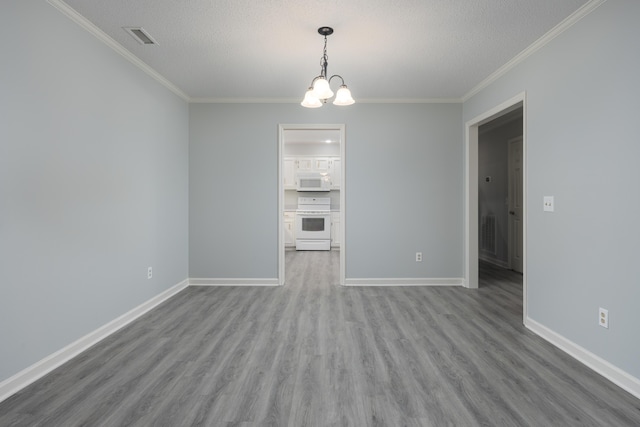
[
  {"x1": 284, "y1": 156, "x2": 341, "y2": 190},
  {"x1": 296, "y1": 158, "x2": 314, "y2": 172},
  {"x1": 314, "y1": 158, "x2": 331, "y2": 173}
]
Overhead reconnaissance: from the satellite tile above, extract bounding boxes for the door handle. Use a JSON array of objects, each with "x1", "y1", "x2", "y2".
[{"x1": 509, "y1": 211, "x2": 515, "y2": 215}]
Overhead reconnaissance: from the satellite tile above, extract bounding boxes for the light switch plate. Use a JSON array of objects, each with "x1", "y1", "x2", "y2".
[{"x1": 543, "y1": 196, "x2": 554, "y2": 212}]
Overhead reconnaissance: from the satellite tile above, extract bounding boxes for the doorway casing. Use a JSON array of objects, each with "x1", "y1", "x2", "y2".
[
  {"x1": 464, "y1": 92, "x2": 526, "y2": 319},
  {"x1": 508, "y1": 135, "x2": 524, "y2": 273},
  {"x1": 278, "y1": 124, "x2": 346, "y2": 286}
]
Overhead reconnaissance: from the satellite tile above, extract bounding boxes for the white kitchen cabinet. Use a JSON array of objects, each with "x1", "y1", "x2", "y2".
[
  {"x1": 286, "y1": 156, "x2": 341, "y2": 189},
  {"x1": 296, "y1": 158, "x2": 314, "y2": 172},
  {"x1": 314, "y1": 158, "x2": 331, "y2": 173},
  {"x1": 329, "y1": 157, "x2": 341, "y2": 189},
  {"x1": 331, "y1": 212, "x2": 341, "y2": 248},
  {"x1": 284, "y1": 212, "x2": 296, "y2": 246},
  {"x1": 294, "y1": 157, "x2": 332, "y2": 173},
  {"x1": 283, "y1": 158, "x2": 296, "y2": 189}
]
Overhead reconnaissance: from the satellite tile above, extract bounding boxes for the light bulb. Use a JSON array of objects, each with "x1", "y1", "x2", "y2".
[
  {"x1": 301, "y1": 88, "x2": 322, "y2": 108},
  {"x1": 333, "y1": 85, "x2": 355, "y2": 106},
  {"x1": 312, "y1": 78, "x2": 334, "y2": 100}
]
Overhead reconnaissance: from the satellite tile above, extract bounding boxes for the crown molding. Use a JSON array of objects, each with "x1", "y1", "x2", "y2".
[
  {"x1": 189, "y1": 97, "x2": 462, "y2": 104},
  {"x1": 356, "y1": 98, "x2": 462, "y2": 104},
  {"x1": 462, "y1": 0, "x2": 607, "y2": 102},
  {"x1": 47, "y1": 0, "x2": 190, "y2": 102},
  {"x1": 189, "y1": 98, "x2": 299, "y2": 104}
]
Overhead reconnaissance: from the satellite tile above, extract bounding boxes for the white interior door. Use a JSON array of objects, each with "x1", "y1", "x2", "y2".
[{"x1": 508, "y1": 136, "x2": 523, "y2": 273}]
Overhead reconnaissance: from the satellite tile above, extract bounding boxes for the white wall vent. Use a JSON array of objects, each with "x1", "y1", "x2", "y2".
[
  {"x1": 123, "y1": 27, "x2": 157, "y2": 45},
  {"x1": 481, "y1": 214, "x2": 496, "y2": 254}
]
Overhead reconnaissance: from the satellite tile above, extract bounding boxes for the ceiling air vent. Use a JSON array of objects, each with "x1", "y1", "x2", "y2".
[{"x1": 123, "y1": 27, "x2": 157, "y2": 45}]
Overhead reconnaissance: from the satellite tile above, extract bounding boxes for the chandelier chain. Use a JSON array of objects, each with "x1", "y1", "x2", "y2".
[{"x1": 320, "y1": 35, "x2": 329, "y2": 77}]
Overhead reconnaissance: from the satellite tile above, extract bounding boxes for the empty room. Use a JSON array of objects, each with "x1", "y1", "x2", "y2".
[{"x1": 1, "y1": 0, "x2": 639, "y2": 425}]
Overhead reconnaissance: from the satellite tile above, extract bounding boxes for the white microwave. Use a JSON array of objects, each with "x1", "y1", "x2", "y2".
[{"x1": 297, "y1": 172, "x2": 330, "y2": 192}]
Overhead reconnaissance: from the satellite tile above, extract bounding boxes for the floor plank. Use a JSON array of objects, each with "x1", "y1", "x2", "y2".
[{"x1": 1, "y1": 252, "x2": 639, "y2": 426}]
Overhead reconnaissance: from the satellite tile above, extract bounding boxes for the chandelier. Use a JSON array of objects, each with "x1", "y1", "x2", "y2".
[{"x1": 301, "y1": 27, "x2": 355, "y2": 108}]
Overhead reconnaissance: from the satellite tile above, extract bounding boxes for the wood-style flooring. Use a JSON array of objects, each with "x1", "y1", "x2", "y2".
[{"x1": 1, "y1": 251, "x2": 639, "y2": 426}]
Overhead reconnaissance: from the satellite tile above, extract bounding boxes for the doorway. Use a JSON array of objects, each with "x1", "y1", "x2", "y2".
[
  {"x1": 477, "y1": 110, "x2": 523, "y2": 272},
  {"x1": 278, "y1": 124, "x2": 346, "y2": 286},
  {"x1": 465, "y1": 93, "x2": 526, "y2": 320}
]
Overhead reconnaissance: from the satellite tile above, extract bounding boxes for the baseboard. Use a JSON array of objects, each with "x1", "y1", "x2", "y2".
[
  {"x1": 344, "y1": 277, "x2": 463, "y2": 286},
  {"x1": 479, "y1": 255, "x2": 510, "y2": 269},
  {"x1": 189, "y1": 278, "x2": 280, "y2": 286},
  {"x1": 0, "y1": 279, "x2": 189, "y2": 404},
  {"x1": 525, "y1": 317, "x2": 640, "y2": 400}
]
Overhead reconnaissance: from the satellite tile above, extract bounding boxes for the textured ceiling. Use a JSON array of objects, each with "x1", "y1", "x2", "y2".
[{"x1": 59, "y1": 0, "x2": 591, "y2": 102}]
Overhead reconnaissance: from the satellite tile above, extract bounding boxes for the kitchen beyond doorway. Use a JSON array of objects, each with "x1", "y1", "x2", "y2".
[{"x1": 279, "y1": 124, "x2": 346, "y2": 286}]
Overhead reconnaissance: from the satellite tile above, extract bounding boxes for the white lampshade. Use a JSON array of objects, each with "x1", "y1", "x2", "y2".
[
  {"x1": 333, "y1": 85, "x2": 355, "y2": 106},
  {"x1": 312, "y1": 78, "x2": 334, "y2": 100},
  {"x1": 301, "y1": 88, "x2": 322, "y2": 108}
]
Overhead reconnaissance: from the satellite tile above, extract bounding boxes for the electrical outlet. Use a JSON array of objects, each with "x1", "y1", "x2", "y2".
[
  {"x1": 599, "y1": 307, "x2": 608, "y2": 329},
  {"x1": 416, "y1": 252, "x2": 422, "y2": 262},
  {"x1": 147, "y1": 267, "x2": 153, "y2": 279},
  {"x1": 543, "y1": 196, "x2": 554, "y2": 212}
]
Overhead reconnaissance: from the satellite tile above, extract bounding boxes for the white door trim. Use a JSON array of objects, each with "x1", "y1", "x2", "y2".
[
  {"x1": 278, "y1": 124, "x2": 346, "y2": 286},
  {"x1": 464, "y1": 92, "x2": 527, "y2": 319},
  {"x1": 508, "y1": 135, "x2": 524, "y2": 273}
]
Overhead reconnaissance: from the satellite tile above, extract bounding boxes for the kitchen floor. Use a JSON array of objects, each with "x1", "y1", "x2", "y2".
[{"x1": 285, "y1": 248, "x2": 340, "y2": 289}]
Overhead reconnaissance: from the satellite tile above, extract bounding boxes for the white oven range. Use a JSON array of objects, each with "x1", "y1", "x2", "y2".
[{"x1": 296, "y1": 197, "x2": 331, "y2": 251}]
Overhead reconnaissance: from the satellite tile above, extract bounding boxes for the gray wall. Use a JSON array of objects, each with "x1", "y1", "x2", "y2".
[
  {"x1": 0, "y1": 1, "x2": 189, "y2": 381},
  {"x1": 464, "y1": 0, "x2": 640, "y2": 378},
  {"x1": 189, "y1": 103, "x2": 463, "y2": 279},
  {"x1": 478, "y1": 118, "x2": 523, "y2": 265}
]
